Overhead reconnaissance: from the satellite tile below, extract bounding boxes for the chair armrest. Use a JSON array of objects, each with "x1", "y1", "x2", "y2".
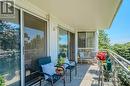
[
  {"x1": 62, "y1": 63, "x2": 70, "y2": 66},
  {"x1": 69, "y1": 60, "x2": 77, "y2": 66}
]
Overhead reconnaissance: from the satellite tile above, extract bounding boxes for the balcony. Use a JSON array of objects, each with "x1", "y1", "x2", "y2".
[{"x1": 0, "y1": 0, "x2": 125, "y2": 86}]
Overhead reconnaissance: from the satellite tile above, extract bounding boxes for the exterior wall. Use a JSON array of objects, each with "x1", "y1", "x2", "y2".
[{"x1": 49, "y1": 18, "x2": 58, "y2": 63}]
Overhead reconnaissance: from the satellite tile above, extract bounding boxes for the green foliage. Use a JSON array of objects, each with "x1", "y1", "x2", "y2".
[
  {"x1": 111, "y1": 42, "x2": 130, "y2": 60},
  {"x1": 98, "y1": 30, "x2": 110, "y2": 50},
  {"x1": 57, "y1": 53, "x2": 66, "y2": 66},
  {"x1": 0, "y1": 75, "x2": 5, "y2": 86},
  {"x1": 0, "y1": 21, "x2": 19, "y2": 50},
  {"x1": 24, "y1": 33, "x2": 45, "y2": 50},
  {"x1": 117, "y1": 68, "x2": 130, "y2": 86},
  {"x1": 57, "y1": 57, "x2": 65, "y2": 66}
]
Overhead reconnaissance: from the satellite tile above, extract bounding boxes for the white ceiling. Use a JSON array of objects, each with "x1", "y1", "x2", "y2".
[{"x1": 27, "y1": 0, "x2": 122, "y2": 30}]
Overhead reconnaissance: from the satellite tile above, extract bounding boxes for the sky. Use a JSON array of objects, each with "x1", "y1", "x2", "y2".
[
  {"x1": 106, "y1": 0, "x2": 130, "y2": 45},
  {"x1": 25, "y1": 27, "x2": 44, "y2": 42}
]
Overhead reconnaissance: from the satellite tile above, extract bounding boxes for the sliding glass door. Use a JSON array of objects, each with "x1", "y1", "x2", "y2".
[
  {"x1": 0, "y1": 7, "x2": 48, "y2": 85},
  {"x1": 24, "y1": 12, "x2": 47, "y2": 82},
  {"x1": 58, "y1": 28, "x2": 68, "y2": 58},
  {"x1": 58, "y1": 28, "x2": 75, "y2": 60},
  {"x1": 0, "y1": 9, "x2": 21, "y2": 86}
]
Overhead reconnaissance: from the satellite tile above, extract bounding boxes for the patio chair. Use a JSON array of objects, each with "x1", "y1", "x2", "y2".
[
  {"x1": 63, "y1": 58, "x2": 77, "y2": 82},
  {"x1": 38, "y1": 56, "x2": 65, "y2": 86},
  {"x1": 58, "y1": 53, "x2": 77, "y2": 82},
  {"x1": 79, "y1": 52, "x2": 85, "y2": 64}
]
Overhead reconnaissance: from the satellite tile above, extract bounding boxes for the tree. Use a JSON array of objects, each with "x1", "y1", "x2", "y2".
[
  {"x1": 112, "y1": 42, "x2": 130, "y2": 60},
  {"x1": 98, "y1": 30, "x2": 110, "y2": 50},
  {"x1": 0, "y1": 20, "x2": 19, "y2": 50}
]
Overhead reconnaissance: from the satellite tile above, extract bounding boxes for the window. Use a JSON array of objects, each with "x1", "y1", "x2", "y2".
[
  {"x1": 87, "y1": 32, "x2": 95, "y2": 48},
  {"x1": 58, "y1": 28, "x2": 75, "y2": 60},
  {"x1": 24, "y1": 12, "x2": 47, "y2": 82},
  {"x1": 58, "y1": 28, "x2": 68, "y2": 58},
  {"x1": 69, "y1": 33, "x2": 75, "y2": 60},
  {"x1": 0, "y1": 9, "x2": 21, "y2": 86},
  {"x1": 78, "y1": 32, "x2": 86, "y2": 48},
  {"x1": 78, "y1": 32, "x2": 95, "y2": 48}
]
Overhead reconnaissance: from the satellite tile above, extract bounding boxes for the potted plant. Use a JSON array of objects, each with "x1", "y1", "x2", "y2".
[
  {"x1": 0, "y1": 75, "x2": 5, "y2": 86},
  {"x1": 57, "y1": 53, "x2": 66, "y2": 66}
]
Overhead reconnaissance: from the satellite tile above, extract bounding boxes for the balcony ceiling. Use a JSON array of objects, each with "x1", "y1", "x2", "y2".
[{"x1": 27, "y1": 0, "x2": 122, "y2": 30}]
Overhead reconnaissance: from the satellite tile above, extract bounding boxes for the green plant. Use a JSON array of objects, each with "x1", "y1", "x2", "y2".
[
  {"x1": 117, "y1": 69, "x2": 130, "y2": 86},
  {"x1": 98, "y1": 30, "x2": 110, "y2": 50},
  {"x1": 57, "y1": 53, "x2": 66, "y2": 66},
  {"x1": 0, "y1": 75, "x2": 5, "y2": 86},
  {"x1": 57, "y1": 57, "x2": 65, "y2": 66},
  {"x1": 111, "y1": 42, "x2": 130, "y2": 60}
]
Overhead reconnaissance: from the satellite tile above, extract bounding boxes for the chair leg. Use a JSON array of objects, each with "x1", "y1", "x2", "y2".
[
  {"x1": 40, "y1": 80, "x2": 41, "y2": 86},
  {"x1": 75, "y1": 66, "x2": 77, "y2": 76},
  {"x1": 51, "y1": 82, "x2": 54, "y2": 86},
  {"x1": 51, "y1": 80, "x2": 54, "y2": 86},
  {"x1": 70, "y1": 69, "x2": 71, "y2": 82},
  {"x1": 63, "y1": 76, "x2": 65, "y2": 86}
]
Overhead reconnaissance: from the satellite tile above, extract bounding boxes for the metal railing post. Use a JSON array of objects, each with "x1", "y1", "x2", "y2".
[
  {"x1": 98, "y1": 50, "x2": 130, "y2": 86},
  {"x1": 101, "y1": 64, "x2": 104, "y2": 86}
]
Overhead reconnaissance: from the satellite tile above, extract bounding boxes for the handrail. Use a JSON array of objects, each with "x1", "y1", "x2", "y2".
[
  {"x1": 109, "y1": 50, "x2": 130, "y2": 65},
  {"x1": 108, "y1": 50, "x2": 130, "y2": 72},
  {"x1": 100, "y1": 49, "x2": 130, "y2": 65},
  {"x1": 110, "y1": 53, "x2": 130, "y2": 72}
]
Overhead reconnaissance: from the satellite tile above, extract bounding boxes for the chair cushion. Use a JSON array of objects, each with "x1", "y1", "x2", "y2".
[
  {"x1": 63, "y1": 58, "x2": 70, "y2": 68},
  {"x1": 79, "y1": 52, "x2": 85, "y2": 58},
  {"x1": 41, "y1": 63, "x2": 56, "y2": 80},
  {"x1": 70, "y1": 61, "x2": 75, "y2": 66}
]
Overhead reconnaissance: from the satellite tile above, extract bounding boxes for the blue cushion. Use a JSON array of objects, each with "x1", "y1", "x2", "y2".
[{"x1": 41, "y1": 63, "x2": 56, "y2": 80}]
